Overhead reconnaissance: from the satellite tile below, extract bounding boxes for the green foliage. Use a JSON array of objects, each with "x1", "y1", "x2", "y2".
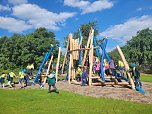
[
  {"x1": 0, "y1": 89, "x2": 152, "y2": 114},
  {"x1": 109, "y1": 28, "x2": 152, "y2": 73},
  {"x1": 0, "y1": 28, "x2": 59, "y2": 70},
  {"x1": 126, "y1": 28, "x2": 152, "y2": 65}
]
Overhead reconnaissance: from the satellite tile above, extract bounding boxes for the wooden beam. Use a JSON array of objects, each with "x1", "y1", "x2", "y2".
[
  {"x1": 82, "y1": 28, "x2": 93, "y2": 67},
  {"x1": 55, "y1": 47, "x2": 61, "y2": 83},
  {"x1": 88, "y1": 45, "x2": 93, "y2": 86},
  {"x1": 68, "y1": 34, "x2": 73, "y2": 84},
  {"x1": 43, "y1": 55, "x2": 53, "y2": 84},
  {"x1": 68, "y1": 53, "x2": 72, "y2": 84},
  {"x1": 68, "y1": 46, "x2": 100, "y2": 52},
  {"x1": 116, "y1": 45, "x2": 135, "y2": 89},
  {"x1": 61, "y1": 35, "x2": 70, "y2": 74}
]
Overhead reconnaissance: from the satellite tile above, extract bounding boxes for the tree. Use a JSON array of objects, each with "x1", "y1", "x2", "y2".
[
  {"x1": 63, "y1": 21, "x2": 99, "y2": 48},
  {"x1": 109, "y1": 28, "x2": 152, "y2": 73},
  {"x1": 0, "y1": 28, "x2": 59, "y2": 70},
  {"x1": 126, "y1": 28, "x2": 152, "y2": 65}
]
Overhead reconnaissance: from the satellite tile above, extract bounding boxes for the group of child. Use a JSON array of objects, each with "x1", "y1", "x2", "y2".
[
  {"x1": 0, "y1": 72, "x2": 16, "y2": 88},
  {"x1": 0, "y1": 58, "x2": 142, "y2": 94},
  {"x1": 0, "y1": 63, "x2": 59, "y2": 94},
  {"x1": 74, "y1": 56, "x2": 142, "y2": 88}
]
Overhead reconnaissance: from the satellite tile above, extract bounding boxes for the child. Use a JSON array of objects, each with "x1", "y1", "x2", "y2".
[
  {"x1": 81, "y1": 67, "x2": 88, "y2": 86},
  {"x1": 118, "y1": 60, "x2": 125, "y2": 77},
  {"x1": 76, "y1": 66, "x2": 82, "y2": 81},
  {"x1": 47, "y1": 70, "x2": 59, "y2": 93},
  {"x1": 19, "y1": 70, "x2": 25, "y2": 88},
  {"x1": 96, "y1": 61, "x2": 100, "y2": 76},
  {"x1": 131, "y1": 63, "x2": 142, "y2": 88},
  {"x1": 104, "y1": 59, "x2": 110, "y2": 75},
  {"x1": 109, "y1": 58, "x2": 115, "y2": 76},
  {"x1": 38, "y1": 72, "x2": 44, "y2": 88},
  {"x1": 8, "y1": 72, "x2": 16, "y2": 88},
  {"x1": 0, "y1": 73, "x2": 6, "y2": 88}
]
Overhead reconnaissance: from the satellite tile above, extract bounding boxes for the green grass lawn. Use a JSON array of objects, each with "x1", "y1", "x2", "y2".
[
  {"x1": 141, "y1": 73, "x2": 152, "y2": 82},
  {"x1": 0, "y1": 89, "x2": 152, "y2": 114}
]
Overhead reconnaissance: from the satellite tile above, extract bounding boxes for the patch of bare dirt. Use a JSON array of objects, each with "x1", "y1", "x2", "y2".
[
  {"x1": 3, "y1": 81, "x2": 152, "y2": 104},
  {"x1": 56, "y1": 81, "x2": 152, "y2": 104}
]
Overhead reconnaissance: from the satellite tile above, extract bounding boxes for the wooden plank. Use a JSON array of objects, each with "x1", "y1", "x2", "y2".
[
  {"x1": 55, "y1": 47, "x2": 61, "y2": 83},
  {"x1": 92, "y1": 83, "x2": 105, "y2": 86},
  {"x1": 89, "y1": 45, "x2": 93, "y2": 86},
  {"x1": 116, "y1": 45, "x2": 135, "y2": 89},
  {"x1": 91, "y1": 76, "x2": 100, "y2": 79},
  {"x1": 68, "y1": 48, "x2": 91, "y2": 52},
  {"x1": 43, "y1": 55, "x2": 53, "y2": 84},
  {"x1": 116, "y1": 82, "x2": 129, "y2": 85},
  {"x1": 92, "y1": 82, "x2": 129, "y2": 86},
  {"x1": 68, "y1": 46, "x2": 99, "y2": 52}
]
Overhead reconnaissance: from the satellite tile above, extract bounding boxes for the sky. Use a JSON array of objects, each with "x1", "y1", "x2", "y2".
[{"x1": 0, "y1": 0, "x2": 152, "y2": 52}]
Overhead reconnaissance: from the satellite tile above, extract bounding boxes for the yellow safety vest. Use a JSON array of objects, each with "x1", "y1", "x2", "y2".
[
  {"x1": 9, "y1": 72, "x2": 16, "y2": 78},
  {"x1": 26, "y1": 65, "x2": 31, "y2": 70},
  {"x1": 19, "y1": 72, "x2": 24, "y2": 78},
  {"x1": 1, "y1": 74, "x2": 6, "y2": 78},
  {"x1": 30, "y1": 64, "x2": 34, "y2": 69},
  {"x1": 118, "y1": 61, "x2": 124, "y2": 67}
]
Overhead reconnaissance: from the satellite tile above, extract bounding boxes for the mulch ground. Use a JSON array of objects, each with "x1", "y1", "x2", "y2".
[{"x1": 2, "y1": 81, "x2": 152, "y2": 104}]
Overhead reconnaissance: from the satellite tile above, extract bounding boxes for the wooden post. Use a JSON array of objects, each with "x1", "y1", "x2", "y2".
[
  {"x1": 116, "y1": 45, "x2": 135, "y2": 90},
  {"x1": 61, "y1": 36, "x2": 70, "y2": 74},
  {"x1": 89, "y1": 45, "x2": 93, "y2": 86},
  {"x1": 68, "y1": 34, "x2": 73, "y2": 84},
  {"x1": 71, "y1": 54, "x2": 74, "y2": 80},
  {"x1": 55, "y1": 47, "x2": 61, "y2": 83},
  {"x1": 68, "y1": 53, "x2": 72, "y2": 84},
  {"x1": 75, "y1": 39, "x2": 79, "y2": 60},
  {"x1": 73, "y1": 69, "x2": 76, "y2": 79},
  {"x1": 82, "y1": 28, "x2": 94, "y2": 67},
  {"x1": 43, "y1": 55, "x2": 53, "y2": 84},
  {"x1": 47, "y1": 55, "x2": 53, "y2": 74}
]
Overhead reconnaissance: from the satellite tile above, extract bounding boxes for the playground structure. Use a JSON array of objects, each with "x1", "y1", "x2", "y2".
[
  {"x1": 61, "y1": 28, "x2": 135, "y2": 89},
  {"x1": 32, "y1": 27, "x2": 147, "y2": 93}
]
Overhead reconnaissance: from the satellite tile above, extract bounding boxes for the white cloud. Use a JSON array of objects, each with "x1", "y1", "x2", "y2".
[
  {"x1": 0, "y1": 5, "x2": 11, "y2": 11},
  {"x1": 64, "y1": 0, "x2": 90, "y2": 8},
  {"x1": 12, "y1": 4, "x2": 76, "y2": 30},
  {"x1": 136, "y1": 8, "x2": 143, "y2": 11},
  {"x1": 100, "y1": 15, "x2": 152, "y2": 43},
  {"x1": 64, "y1": 0, "x2": 113, "y2": 14},
  {"x1": 8, "y1": 0, "x2": 28, "y2": 5},
  {"x1": 0, "y1": 16, "x2": 32, "y2": 33}
]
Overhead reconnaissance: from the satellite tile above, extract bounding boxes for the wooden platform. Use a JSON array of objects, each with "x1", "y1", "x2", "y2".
[
  {"x1": 71, "y1": 80, "x2": 81, "y2": 85},
  {"x1": 92, "y1": 82, "x2": 129, "y2": 86}
]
